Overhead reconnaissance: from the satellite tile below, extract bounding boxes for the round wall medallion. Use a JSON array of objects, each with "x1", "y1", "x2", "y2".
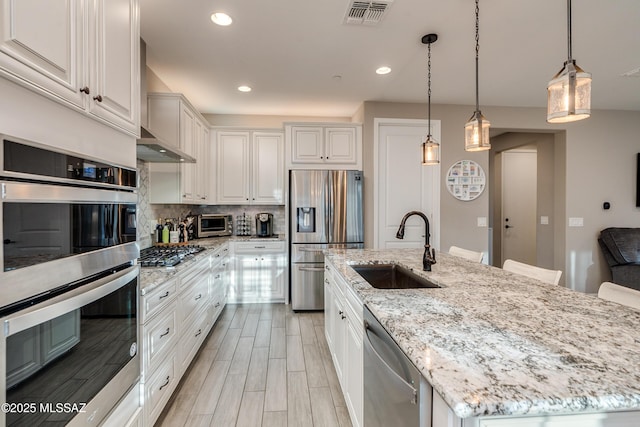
[{"x1": 446, "y1": 160, "x2": 486, "y2": 201}]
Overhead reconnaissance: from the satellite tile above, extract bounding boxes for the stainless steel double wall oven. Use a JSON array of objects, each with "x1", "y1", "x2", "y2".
[{"x1": 0, "y1": 135, "x2": 139, "y2": 426}]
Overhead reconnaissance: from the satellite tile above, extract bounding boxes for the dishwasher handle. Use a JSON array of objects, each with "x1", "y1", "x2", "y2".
[{"x1": 364, "y1": 320, "x2": 418, "y2": 404}]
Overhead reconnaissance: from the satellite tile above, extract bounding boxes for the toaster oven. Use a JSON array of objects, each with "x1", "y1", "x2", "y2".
[{"x1": 198, "y1": 214, "x2": 233, "y2": 237}]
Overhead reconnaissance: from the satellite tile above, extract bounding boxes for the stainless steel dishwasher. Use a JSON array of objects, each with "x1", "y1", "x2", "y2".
[{"x1": 364, "y1": 306, "x2": 432, "y2": 427}]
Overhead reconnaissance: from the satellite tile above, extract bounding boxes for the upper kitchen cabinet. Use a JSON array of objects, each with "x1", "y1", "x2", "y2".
[
  {"x1": 215, "y1": 129, "x2": 284, "y2": 205},
  {"x1": 148, "y1": 93, "x2": 211, "y2": 204},
  {"x1": 285, "y1": 123, "x2": 362, "y2": 169},
  {"x1": 0, "y1": 0, "x2": 140, "y2": 136}
]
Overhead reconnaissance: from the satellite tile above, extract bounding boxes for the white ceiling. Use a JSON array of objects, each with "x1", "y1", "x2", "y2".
[{"x1": 140, "y1": 0, "x2": 640, "y2": 117}]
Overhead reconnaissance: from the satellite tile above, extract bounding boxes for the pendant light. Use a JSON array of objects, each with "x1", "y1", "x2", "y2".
[
  {"x1": 464, "y1": 0, "x2": 491, "y2": 152},
  {"x1": 422, "y1": 33, "x2": 439, "y2": 165},
  {"x1": 547, "y1": 0, "x2": 591, "y2": 123}
]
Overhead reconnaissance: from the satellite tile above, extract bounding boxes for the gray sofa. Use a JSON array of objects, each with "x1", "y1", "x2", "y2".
[{"x1": 598, "y1": 228, "x2": 640, "y2": 291}]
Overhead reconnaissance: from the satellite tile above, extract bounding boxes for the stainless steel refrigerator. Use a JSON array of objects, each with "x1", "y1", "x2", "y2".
[{"x1": 290, "y1": 170, "x2": 363, "y2": 310}]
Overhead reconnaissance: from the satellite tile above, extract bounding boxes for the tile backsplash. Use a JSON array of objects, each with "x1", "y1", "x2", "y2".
[{"x1": 137, "y1": 161, "x2": 285, "y2": 249}]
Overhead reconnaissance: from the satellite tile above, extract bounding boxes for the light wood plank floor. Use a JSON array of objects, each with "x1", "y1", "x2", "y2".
[{"x1": 156, "y1": 303, "x2": 353, "y2": 427}]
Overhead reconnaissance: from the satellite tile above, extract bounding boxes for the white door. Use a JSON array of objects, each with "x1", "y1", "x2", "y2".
[
  {"x1": 375, "y1": 120, "x2": 440, "y2": 250},
  {"x1": 501, "y1": 149, "x2": 537, "y2": 265}
]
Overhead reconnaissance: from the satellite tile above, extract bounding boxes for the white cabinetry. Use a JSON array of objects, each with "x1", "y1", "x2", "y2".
[
  {"x1": 140, "y1": 245, "x2": 229, "y2": 426},
  {"x1": 148, "y1": 93, "x2": 212, "y2": 204},
  {"x1": 215, "y1": 129, "x2": 284, "y2": 205},
  {"x1": 230, "y1": 240, "x2": 286, "y2": 303},
  {"x1": 0, "y1": 0, "x2": 140, "y2": 135},
  {"x1": 324, "y1": 259, "x2": 363, "y2": 427},
  {"x1": 286, "y1": 123, "x2": 362, "y2": 169}
]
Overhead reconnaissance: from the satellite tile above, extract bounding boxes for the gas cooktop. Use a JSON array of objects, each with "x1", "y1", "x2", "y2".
[{"x1": 139, "y1": 245, "x2": 205, "y2": 267}]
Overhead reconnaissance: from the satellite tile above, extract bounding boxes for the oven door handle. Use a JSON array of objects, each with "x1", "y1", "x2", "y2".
[{"x1": 3, "y1": 265, "x2": 138, "y2": 337}]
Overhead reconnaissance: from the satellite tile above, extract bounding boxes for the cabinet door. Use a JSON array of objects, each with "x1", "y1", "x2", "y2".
[
  {"x1": 332, "y1": 294, "x2": 346, "y2": 384},
  {"x1": 325, "y1": 127, "x2": 357, "y2": 164},
  {"x1": 180, "y1": 104, "x2": 196, "y2": 201},
  {"x1": 196, "y1": 124, "x2": 210, "y2": 202},
  {"x1": 217, "y1": 131, "x2": 250, "y2": 204},
  {"x1": 88, "y1": 0, "x2": 139, "y2": 135},
  {"x1": 345, "y1": 318, "x2": 363, "y2": 427},
  {"x1": 260, "y1": 253, "x2": 285, "y2": 301},
  {"x1": 0, "y1": 0, "x2": 85, "y2": 108},
  {"x1": 291, "y1": 126, "x2": 324, "y2": 163},
  {"x1": 252, "y1": 132, "x2": 283, "y2": 204}
]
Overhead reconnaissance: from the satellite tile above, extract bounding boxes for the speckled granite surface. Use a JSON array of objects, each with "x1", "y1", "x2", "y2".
[
  {"x1": 138, "y1": 236, "x2": 285, "y2": 292},
  {"x1": 325, "y1": 248, "x2": 640, "y2": 419}
]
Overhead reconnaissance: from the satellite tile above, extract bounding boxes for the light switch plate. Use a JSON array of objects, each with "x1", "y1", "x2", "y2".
[
  {"x1": 477, "y1": 217, "x2": 487, "y2": 227},
  {"x1": 540, "y1": 216, "x2": 549, "y2": 225},
  {"x1": 569, "y1": 217, "x2": 584, "y2": 227}
]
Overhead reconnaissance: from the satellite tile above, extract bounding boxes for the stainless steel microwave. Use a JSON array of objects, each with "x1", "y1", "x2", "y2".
[{"x1": 198, "y1": 214, "x2": 233, "y2": 237}]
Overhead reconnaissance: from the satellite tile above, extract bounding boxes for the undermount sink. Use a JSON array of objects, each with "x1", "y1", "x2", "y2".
[{"x1": 351, "y1": 264, "x2": 441, "y2": 289}]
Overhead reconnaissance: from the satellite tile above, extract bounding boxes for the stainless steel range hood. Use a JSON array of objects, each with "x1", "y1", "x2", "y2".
[
  {"x1": 137, "y1": 126, "x2": 195, "y2": 163},
  {"x1": 136, "y1": 39, "x2": 195, "y2": 163}
]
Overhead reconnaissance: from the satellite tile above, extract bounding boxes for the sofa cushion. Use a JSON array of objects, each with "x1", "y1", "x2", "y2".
[{"x1": 599, "y1": 228, "x2": 640, "y2": 265}]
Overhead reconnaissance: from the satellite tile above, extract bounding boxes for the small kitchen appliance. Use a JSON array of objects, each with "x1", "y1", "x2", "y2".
[
  {"x1": 197, "y1": 213, "x2": 233, "y2": 237},
  {"x1": 256, "y1": 213, "x2": 274, "y2": 237}
]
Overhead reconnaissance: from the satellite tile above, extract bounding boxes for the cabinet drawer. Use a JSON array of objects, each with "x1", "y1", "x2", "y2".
[
  {"x1": 180, "y1": 256, "x2": 210, "y2": 290},
  {"x1": 234, "y1": 240, "x2": 285, "y2": 253},
  {"x1": 345, "y1": 284, "x2": 363, "y2": 326},
  {"x1": 141, "y1": 277, "x2": 178, "y2": 323},
  {"x1": 179, "y1": 274, "x2": 209, "y2": 326},
  {"x1": 143, "y1": 301, "x2": 178, "y2": 373},
  {"x1": 144, "y1": 355, "x2": 177, "y2": 427},
  {"x1": 178, "y1": 307, "x2": 213, "y2": 374}
]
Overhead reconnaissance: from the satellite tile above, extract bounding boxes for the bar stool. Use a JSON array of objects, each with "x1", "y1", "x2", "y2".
[
  {"x1": 448, "y1": 246, "x2": 483, "y2": 263},
  {"x1": 502, "y1": 259, "x2": 562, "y2": 285},
  {"x1": 598, "y1": 281, "x2": 640, "y2": 310}
]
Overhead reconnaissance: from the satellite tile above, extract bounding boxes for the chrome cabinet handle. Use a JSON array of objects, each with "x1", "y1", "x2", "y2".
[
  {"x1": 159, "y1": 328, "x2": 170, "y2": 338},
  {"x1": 93, "y1": 94, "x2": 103, "y2": 102},
  {"x1": 159, "y1": 291, "x2": 170, "y2": 300},
  {"x1": 159, "y1": 376, "x2": 170, "y2": 390}
]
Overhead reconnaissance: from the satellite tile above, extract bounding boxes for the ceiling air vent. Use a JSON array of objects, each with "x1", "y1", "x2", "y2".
[{"x1": 344, "y1": 0, "x2": 393, "y2": 25}]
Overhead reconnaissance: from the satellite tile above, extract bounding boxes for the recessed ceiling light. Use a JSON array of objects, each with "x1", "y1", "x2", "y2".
[
  {"x1": 238, "y1": 85, "x2": 252, "y2": 92},
  {"x1": 211, "y1": 12, "x2": 232, "y2": 26},
  {"x1": 159, "y1": 149, "x2": 166, "y2": 153},
  {"x1": 376, "y1": 66, "x2": 391, "y2": 75}
]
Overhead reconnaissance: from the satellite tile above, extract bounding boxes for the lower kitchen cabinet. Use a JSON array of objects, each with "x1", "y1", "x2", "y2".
[
  {"x1": 324, "y1": 259, "x2": 363, "y2": 427},
  {"x1": 140, "y1": 243, "x2": 229, "y2": 426},
  {"x1": 229, "y1": 240, "x2": 286, "y2": 303}
]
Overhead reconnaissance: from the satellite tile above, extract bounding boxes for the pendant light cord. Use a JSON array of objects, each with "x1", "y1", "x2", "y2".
[
  {"x1": 474, "y1": 0, "x2": 480, "y2": 112},
  {"x1": 567, "y1": 0, "x2": 572, "y2": 61},
  {"x1": 427, "y1": 41, "x2": 432, "y2": 137}
]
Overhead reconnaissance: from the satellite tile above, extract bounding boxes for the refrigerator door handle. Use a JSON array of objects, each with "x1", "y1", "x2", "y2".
[{"x1": 324, "y1": 172, "x2": 332, "y2": 242}]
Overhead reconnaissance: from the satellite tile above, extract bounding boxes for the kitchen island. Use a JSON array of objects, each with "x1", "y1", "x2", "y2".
[{"x1": 325, "y1": 248, "x2": 640, "y2": 425}]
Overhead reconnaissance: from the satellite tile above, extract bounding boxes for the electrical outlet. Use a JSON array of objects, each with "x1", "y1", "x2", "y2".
[
  {"x1": 540, "y1": 216, "x2": 549, "y2": 225},
  {"x1": 568, "y1": 217, "x2": 584, "y2": 227}
]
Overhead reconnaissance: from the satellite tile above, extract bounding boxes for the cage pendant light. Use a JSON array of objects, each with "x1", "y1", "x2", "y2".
[
  {"x1": 464, "y1": 0, "x2": 491, "y2": 152},
  {"x1": 422, "y1": 34, "x2": 439, "y2": 165},
  {"x1": 547, "y1": 0, "x2": 591, "y2": 123}
]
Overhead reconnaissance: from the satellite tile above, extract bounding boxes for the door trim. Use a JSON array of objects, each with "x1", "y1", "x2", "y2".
[{"x1": 373, "y1": 118, "x2": 441, "y2": 250}]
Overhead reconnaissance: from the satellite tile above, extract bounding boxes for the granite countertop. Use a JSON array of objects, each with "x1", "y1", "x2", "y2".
[
  {"x1": 139, "y1": 235, "x2": 286, "y2": 292},
  {"x1": 324, "y1": 248, "x2": 640, "y2": 419}
]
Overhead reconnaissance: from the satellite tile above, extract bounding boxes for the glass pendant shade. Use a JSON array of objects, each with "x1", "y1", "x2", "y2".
[
  {"x1": 422, "y1": 136, "x2": 440, "y2": 165},
  {"x1": 464, "y1": 111, "x2": 491, "y2": 151},
  {"x1": 547, "y1": 60, "x2": 591, "y2": 123}
]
